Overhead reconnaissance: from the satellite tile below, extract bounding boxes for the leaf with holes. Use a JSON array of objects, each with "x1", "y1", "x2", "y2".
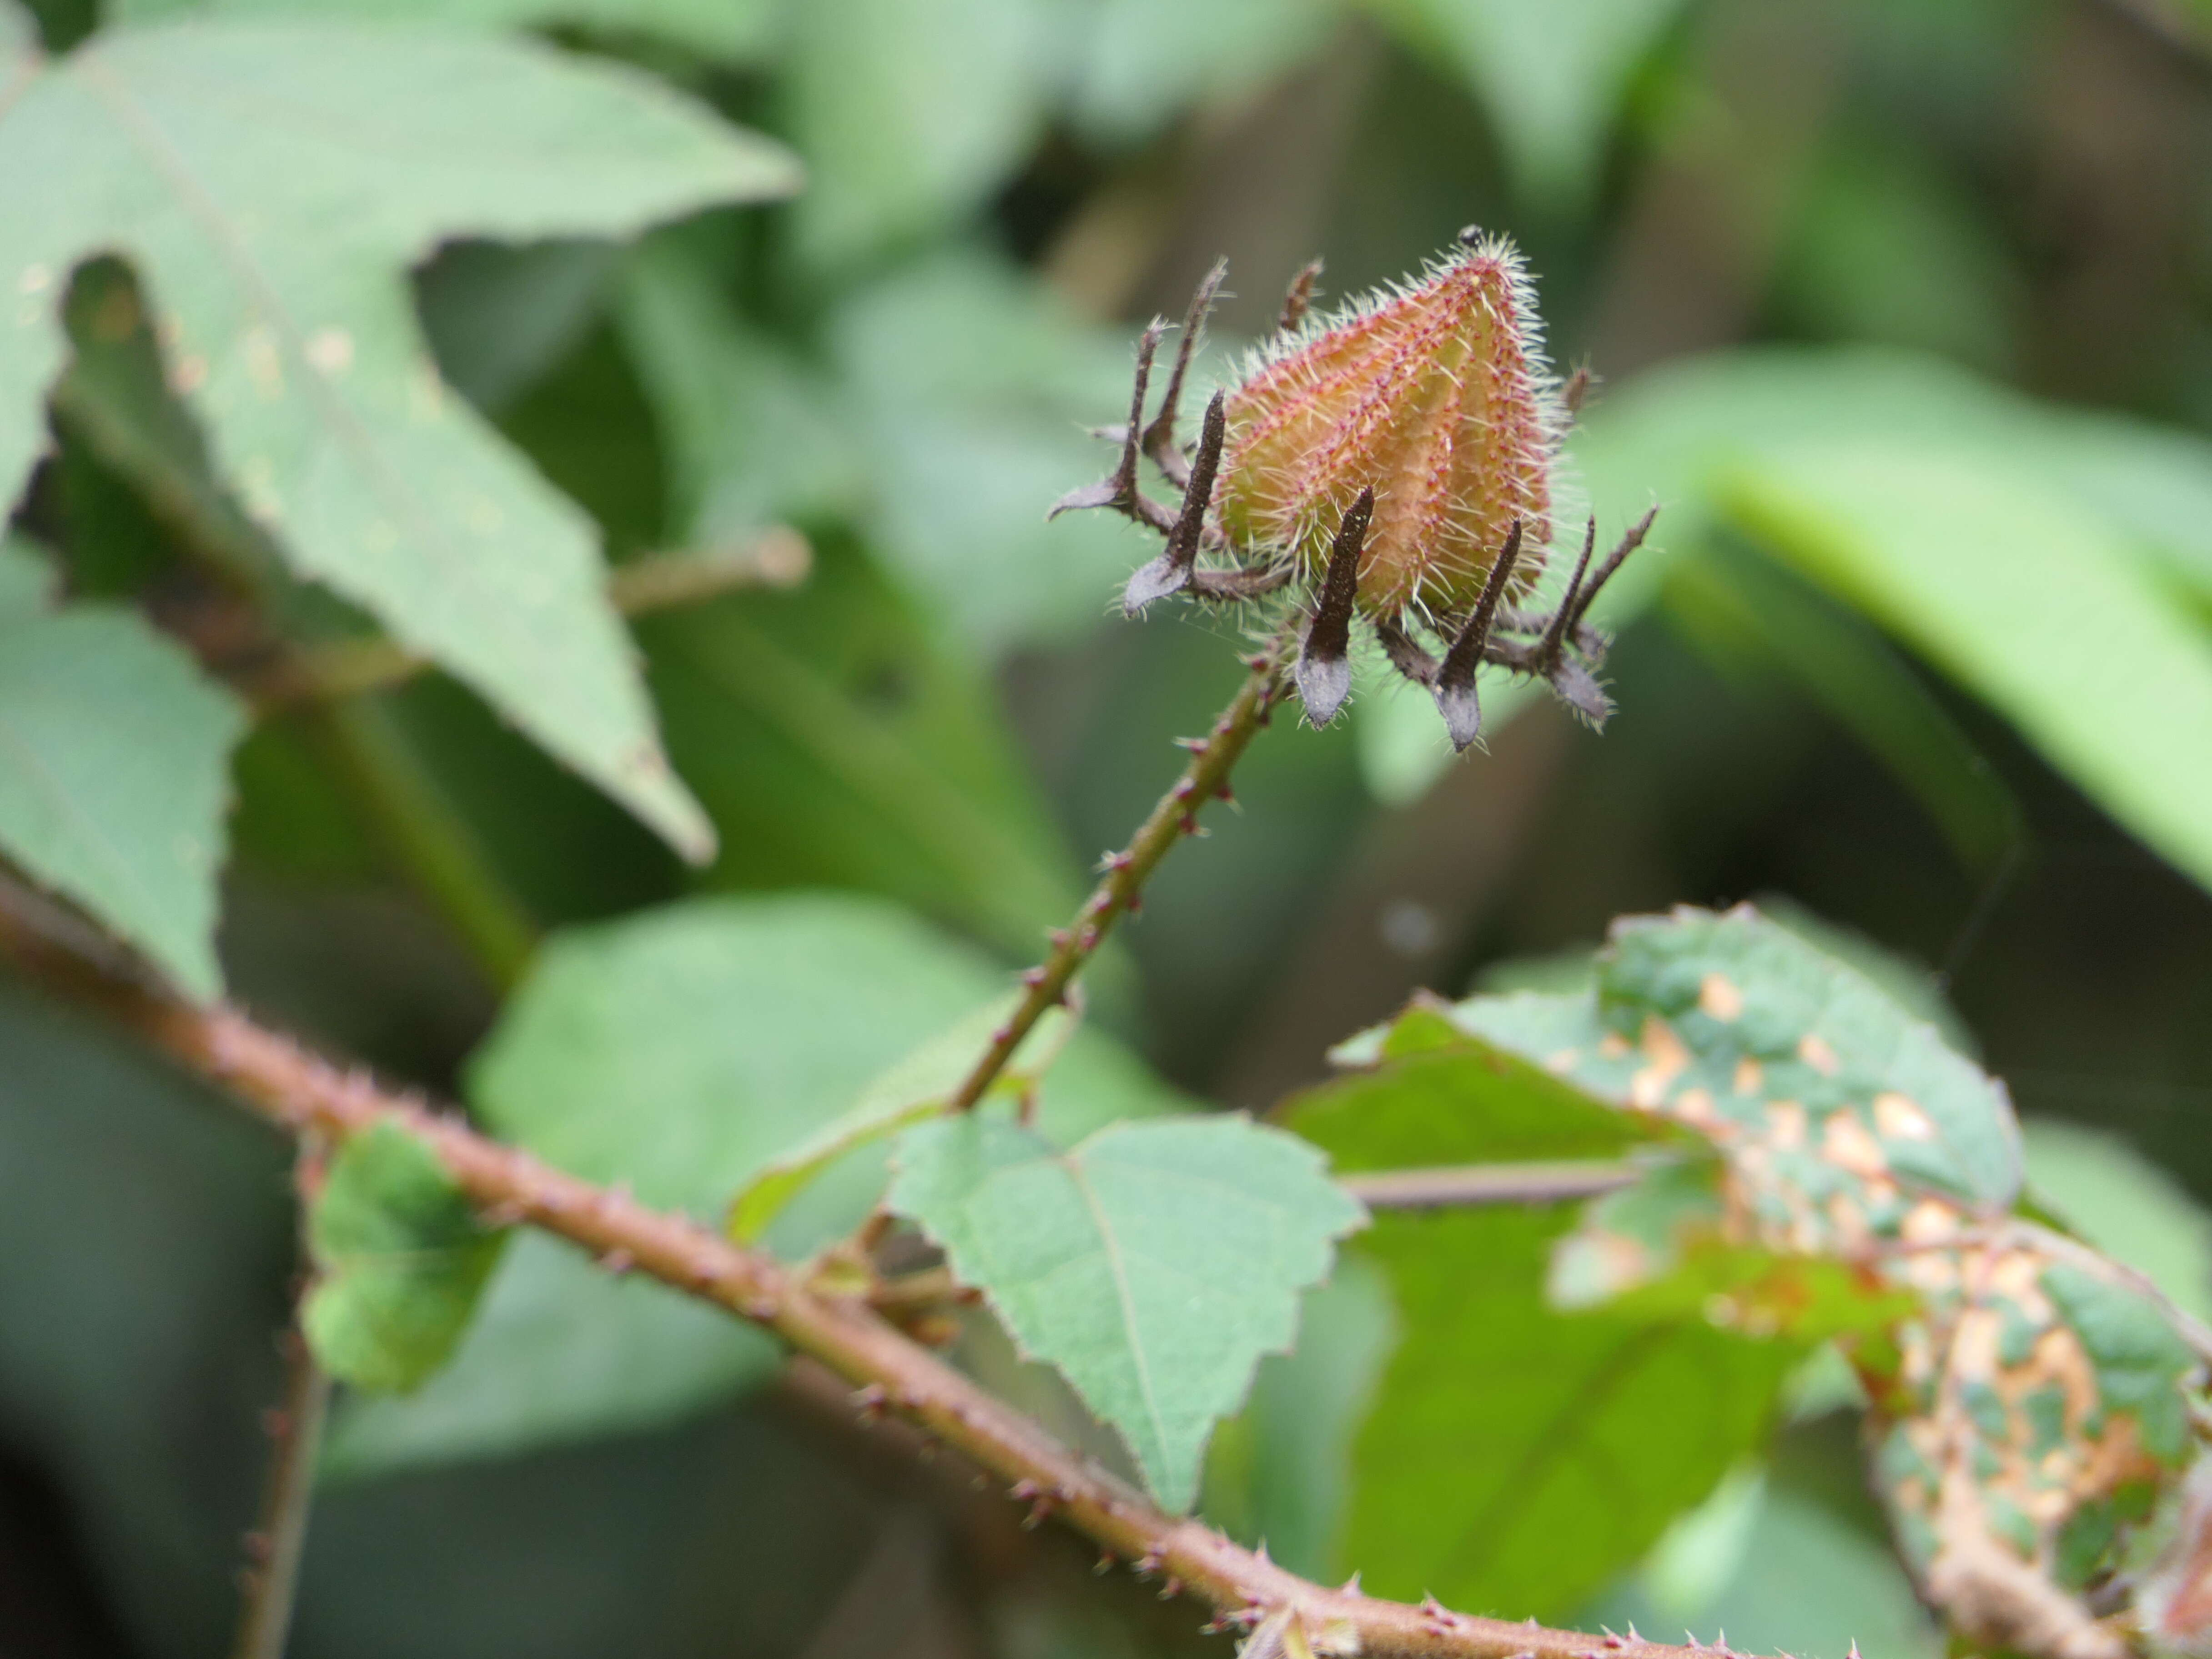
[
  {"x1": 0, "y1": 602, "x2": 244, "y2": 999},
  {"x1": 0, "y1": 14, "x2": 801, "y2": 857},
  {"x1": 887, "y1": 1112, "x2": 1366, "y2": 1511},
  {"x1": 302, "y1": 1122, "x2": 508, "y2": 1394}
]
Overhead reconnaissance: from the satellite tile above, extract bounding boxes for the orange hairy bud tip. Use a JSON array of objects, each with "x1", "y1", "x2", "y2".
[{"x1": 1212, "y1": 233, "x2": 1562, "y2": 621}]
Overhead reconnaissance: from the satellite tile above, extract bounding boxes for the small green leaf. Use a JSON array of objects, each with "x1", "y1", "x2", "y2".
[
  {"x1": 729, "y1": 993, "x2": 1075, "y2": 1244},
  {"x1": 321, "y1": 1231, "x2": 775, "y2": 1479},
  {"x1": 302, "y1": 1122, "x2": 507, "y2": 1394},
  {"x1": 0, "y1": 604, "x2": 244, "y2": 999},
  {"x1": 887, "y1": 1111, "x2": 1366, "y2": 1512},
  {"x1": 0, "y1": 19, "x2": 803, "y2": 859},
  {"x1": 341, "y1": 894, "x2": 1185, "y2": 1471}
]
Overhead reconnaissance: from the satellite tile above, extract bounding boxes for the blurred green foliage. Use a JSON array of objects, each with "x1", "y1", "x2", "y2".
[{"x1": 2, "y1": 0, "x2": 2211, "y2": 1655}]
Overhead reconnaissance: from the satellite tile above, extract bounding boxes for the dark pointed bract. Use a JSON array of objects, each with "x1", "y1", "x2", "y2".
[
  {"x1": 1295, "y1": 488, "x2": 1372, "y2": 727},
  {"x1": 1434, "y1": 520, "x2": 1523, "y2": 751}
]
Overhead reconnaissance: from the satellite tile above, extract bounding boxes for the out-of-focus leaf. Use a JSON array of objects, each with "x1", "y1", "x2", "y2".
[
  {"x1": 0, "y1": 19, "x2": 803, "y2": 859},
  {"x1": 617, "y1": 234, "x2": 863, "y2": 542},
  {"x1": 887, "y1": 1111, "x2": 1365, "y2": 1512},
  {"x1": 785, "y1": 0, "x2": 1057, "y2": 271},
  {"x1": 1287, "y1": 1005, "x2": 1798, "y2": 1616},
  {"x1": 1580, "y1": 349, "x2": 2212, "y2": 895},
  {"x1": 417, "y1": 239, "x2": 621, "y2": 415},
  {"x1": 0, "y1": 529, "x2": 55, "y2": 612},
  {"x1": 1202, "y1": 1252, "x2": 1397, "y2": 1580},
  {"x1": 2023, "y1": 1119, "x2": 2212, "y2": 1329},
  {"x1": 303, "y1": 1122, "x2": 508, "y2": 1394},
  {"x1": 729, "y1": 993, "x2": 1076, "y2": 1243},
  {"x1": 110, "y1": 0, "x2": 781, "y2": 60},
  {"x1": 832, "y1": 248, "x2": 1158, "y2": 650},
  {"x1": 0, "y1": 603, "x2": 244, "y2": 999},
  {"x1": 1362, "y1": 0, "x2": 1691, "y2": 207},
  {"x1": 639, "y1": 534, "x2": 1090, "y2": 963},
  {"x1": 1589, "y1": 1482, "x2": 1943, "y2": 1659},
  {"x1": 1069, "y1": 0, "x2": 1337, "y2": 143},
  {"x1": 1664, "y1": 539, "x2": 2021, "y2": 873},
  {"x1": 322, "y1": 1231, "x2": 775, "y2": 1477},
  {"x1": 334, "y1": 893, "x2": 1183, "y2": 1472}
]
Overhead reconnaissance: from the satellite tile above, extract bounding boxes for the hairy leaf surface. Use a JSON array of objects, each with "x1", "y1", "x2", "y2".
[{"x1": 888, "y1": 1111, "x2": 1366, "y2": 1512}]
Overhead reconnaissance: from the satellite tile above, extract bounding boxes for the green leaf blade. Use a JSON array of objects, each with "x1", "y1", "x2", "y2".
[
  {"x1": 888, "y1": 1112, "x2": 1366, "y2": 1512},
  {"x1": 0, "y1": 19, "x2": 804, "y2": 860},
  {"x1": 0, "y1": 604, "x2": 244, "y2": 999},
  {"x1": 303, "y1": 1121, "x2": 507, "y2": 1395}
]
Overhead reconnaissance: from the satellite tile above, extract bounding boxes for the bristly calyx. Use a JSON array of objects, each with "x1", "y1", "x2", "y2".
[{"x1": 1051, "y1": 231, "x2": 1658, "y2": 751}]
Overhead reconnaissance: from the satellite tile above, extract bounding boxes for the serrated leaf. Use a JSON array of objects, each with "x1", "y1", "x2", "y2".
[
  {"x1": 887, "y1": 1112, "x2": 1366, "y2": 1511},
  {"x1": 0, "y1": 18, "x2": 803, "y2": 859},
  {"x1": 337, "y1": 893, "x2": 1184, "y2": 1472},
  {"x1": 1455, "y1": 905, "x2": 2024, "y2": 1242},
  {"x1": 729, "y1": 993, "x2": 1076, "y2": 1243},
  {"x1": 0, "y1": 603, "x2": 244, "y2": 999},
  {"x1": 302, "y1": 1121, "x2": 507, "y2": 1394}
]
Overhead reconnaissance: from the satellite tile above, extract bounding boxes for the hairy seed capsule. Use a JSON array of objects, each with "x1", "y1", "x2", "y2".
[{"x1": 1211, "y1": 232, "x2": 1561, "y2": 620}]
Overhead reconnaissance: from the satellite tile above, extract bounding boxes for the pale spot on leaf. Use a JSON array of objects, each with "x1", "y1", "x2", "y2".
[
  {"x1": 1798, "y1": 1032, "x2": 1842, "y2": 1076},
  {"x1": 1821, "y1": 1108, "x2": 1887, "y2": 1178},
  {"x1": 1698, "y1": 972, "x2": 1744, "y2": 1021},
  {"x1": 1875, "y1": 1091, "x2": 1936, "y2": 1141},
  {"x1": 306, "y1": 326, "x2": 354, "y2": 375}
]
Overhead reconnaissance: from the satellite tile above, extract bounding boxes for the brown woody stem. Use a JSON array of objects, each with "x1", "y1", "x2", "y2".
[
  {"x1": 0, "y1": 884, "x2": 1728, "y2": 1659},
  {"x1": 945, "y1": 628, "x2": 1294, "y2": 1112},
  {"x1": 0, "y1": 883, "x2": 1733, "y2": 1659}
]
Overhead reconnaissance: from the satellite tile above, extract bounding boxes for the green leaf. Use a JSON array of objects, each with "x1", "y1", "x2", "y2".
[
  {"x1": 111, "y1": 0, "x2": 781, "y2": 62},
  {"x1": 302, "y1": 1122, "x2": 508, "y2": 1394},
  {"x1": 1068, "y1": 0, "x2": 1337, "y2": 144},
  {"x1": 2023, "y1": 1119, "x2": 2212, "y2": 1328},
  {"x1": 1345, "y1": 1206, "x2": 1793, "y2": 1619},
  {"x1": 1579, "y1": 348, "x2": 2212, "y2": 896},
  {"x1": 333, "y1": 892, "x2": 1186, "y2": 1471},
  {"x1": 784, "y1": 0, "x2": 1057, "y2": 270},
  {"x1": 729, "y1": 992, "x2": 1076, "y2": 1244},
  {"x1": 0, "y1": 529, "x2": 55, "y2": 613},
  {"x1": 831, "y1": 248, "x2": 1162, "y2": 650},
  {"x1": 1362, "y1": 0, "x2": 1690, "y2": 208},
  {"x1": 1286, "y1": 1010, "x2": 1799, "y2": 1616},
  {"x1": 1454, "y1": 906, "x2": 2024, "y2": 1236},
  {"x1": 321, "y1": 1231, "x2": 775, "y2": 1478},
  {"x1": 0, "y1": 19, "x2": 803, "y2": 859},
  {"x1": 0, "y1": 603, "x2": 244, "y2": 999},
  {"x1": 887, "y1": 1111, "x2": 1366, "y2": 1512}
]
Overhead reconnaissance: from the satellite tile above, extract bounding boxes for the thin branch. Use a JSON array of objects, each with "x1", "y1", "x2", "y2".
[
  {"x1": 1341, "y1": 1161, "x2": 1640, "y2": 1211},
  {"x1": 245, "y1": 529, "x2": 813, "y2": 711},
  {"x1": 0, "y1": 881, "x2": 1725, "y2": 1659},
  {"x1": 231, "y1": 1325, "x2": 332, "y2": 1659},
  {"x1": 946, "y1": 628, "x2": 1294, "y2": 1111}
]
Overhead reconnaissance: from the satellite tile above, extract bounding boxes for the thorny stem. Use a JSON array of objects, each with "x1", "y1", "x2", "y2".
[
  {"x1": 231, "y1": 1148, "x2": 332, "y2": 1659},
  {"x1": 946, "y1": 626, "x2": 1294, "y2": 1112},
  {"x1": 0, "y1": 882, "x2": 1734, "y2": 1659},
  {"x1": 1339, "y1": 1161, "x2": 1640, "y2": 1211}
]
